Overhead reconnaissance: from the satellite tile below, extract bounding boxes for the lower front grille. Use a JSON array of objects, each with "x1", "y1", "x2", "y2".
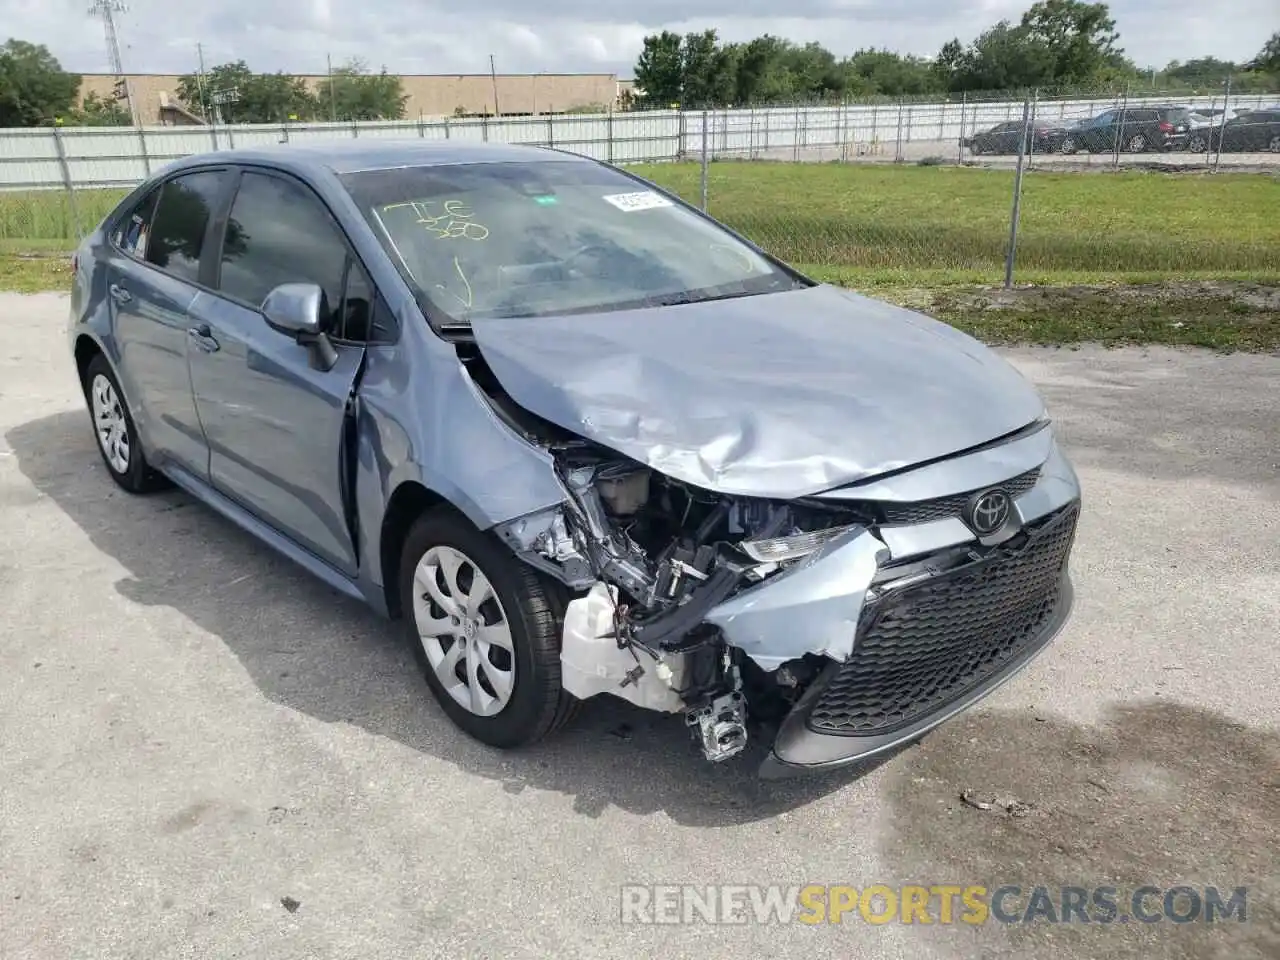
[{"x1": 808, "y1": 503, "x2": 1078, "y2": 736}]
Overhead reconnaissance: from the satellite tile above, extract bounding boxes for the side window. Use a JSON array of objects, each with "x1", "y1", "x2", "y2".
[
  {"x1": 219, "y1": 172, "x2": 348, "y2": 328},
  {"x1": 145, "y1": 171, "x2": 228, "y2": 283},
  {"x1": 112, "y1": 188, "x2": 159, "y2": 259}
]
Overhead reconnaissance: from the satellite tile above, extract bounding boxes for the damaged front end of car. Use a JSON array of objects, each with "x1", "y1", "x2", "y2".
[{"x1": 457, "y1": 287, "x2": 1081, "y2": 777}]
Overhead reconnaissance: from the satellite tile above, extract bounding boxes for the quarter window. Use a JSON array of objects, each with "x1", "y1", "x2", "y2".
[
  {"x1": 112, "y1": 188, "x2": 159, "y2": 259},
  {"x1": 145, "y1": 171, "x2": 228, "y2": 283}
]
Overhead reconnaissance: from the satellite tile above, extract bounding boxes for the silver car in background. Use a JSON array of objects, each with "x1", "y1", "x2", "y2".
[{"x1": 69, "y1": 141, "x2": 1081, "y2": 777}]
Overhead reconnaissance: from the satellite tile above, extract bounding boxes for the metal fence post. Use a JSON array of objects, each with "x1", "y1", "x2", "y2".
[
  {"x1": 444, "y1": 117, "x2": 451, "y2": 139},
  {"x1": 607, "y1": 104, "x2": 614, "y2": 164},
  {"x1": 838, "y1": 99, "x2": 846, "y2": 162},
  {"x1": 957, "y1": 91, "x2": 967, "y2": 164},
  {"x1": 700, "y1": 108, "x2": 709, "y2": 212},
  {"x1": 547, "y1": 112, "x2": 554, "y2": 148},
  {"x1": 678, "y1": 109, "x2": 687, "y2": 160},
  {"x1": 1213, "y1": 75, "x2": 1231, "y2": 172},
  {"x1": 895, "y1": 100, "x2": 905, "y2": 162},
  {"x1": 482, "y1": 114, "x2": 489, "y2": 142},
  {"x1": 1112, "y1": 89, "x2": 1127, "y2": 169},
  {"x1": 763, "y1": 109, "x2": 769, "y2": 155},
  {"x1": 209, "y1": 123, "x2": 218, "y2": 151},
  {"x1": 351, "y1": 118, "x2": 360, "y2": 140},
  {"x1": 50, "y1": 125, "x2": 83, "y2": 241},
  {"x1": 417, "y1": 112, "x2": 425, "y2": 138},
  {"x1": 793, "y1": 104, "x2": 800, "y2": 162},
  {"x1": 1004, "y1": 98, "x2": 1031, "y2": 289},
  {"x1": 1026, "y1": 89, "x2": 1039, "y2": 169},
  {"x1": 280, "y1": 122, "x2": 290, "y2": 144},
  {"x1": 137, "y1": 124, "x2": 152, "y2": 176}
]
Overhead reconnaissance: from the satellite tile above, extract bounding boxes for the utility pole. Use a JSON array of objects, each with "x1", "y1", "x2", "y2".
[
  {"x1": 195, "y1": 42, "x2": 209, "y2": 122},
  {"x1": 88, "y1": 1, "x2": 136, "y2": 124},
  {"x1": 327, "y1": 52, "x2": 337, "y2": 121},
  {"x1": 489, "y1": 54, "x2": 501, "y2": 116}
]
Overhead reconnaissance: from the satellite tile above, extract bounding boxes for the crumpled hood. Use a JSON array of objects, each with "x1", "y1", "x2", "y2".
[{"x1": 470, "y1": 284, "x2": 1045, "y2": 499}]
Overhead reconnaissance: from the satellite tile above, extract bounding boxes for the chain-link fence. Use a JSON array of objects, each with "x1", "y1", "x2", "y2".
[
  {"x1": 2, "y1": 88, "x2": 1278, "y2": 289},
  {"x1": 680, "y1": 89, "x2": 1280, "y2": 289}
]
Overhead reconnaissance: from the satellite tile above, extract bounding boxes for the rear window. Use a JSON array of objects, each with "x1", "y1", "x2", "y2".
[
  {"x1": 144, "y1": 170, "x2": 229, "y2": 284},
  {"x1": 1159, "y1": 108, "x2": 1191, "y2": 121}
]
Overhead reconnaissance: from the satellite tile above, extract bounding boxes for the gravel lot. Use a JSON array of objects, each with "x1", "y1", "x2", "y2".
[{"x1": 1, "y1": 291, "x2": 1277, "y2": 960}]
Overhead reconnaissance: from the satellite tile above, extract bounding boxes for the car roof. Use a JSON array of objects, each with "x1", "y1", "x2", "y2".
[{"x1": 159, "y1": 139, "x2": 582, "y2": 178}]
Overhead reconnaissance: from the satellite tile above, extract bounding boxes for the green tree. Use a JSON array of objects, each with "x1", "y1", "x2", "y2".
[
  {"x1": 634, "y1": 31, "x2": 684, "y2": 106},
  {"x1": 176, "y1": 60, "x2": 316, "y2": 123},
  {"x1": 934, "y1": 21, "x2": 1055, "y2": 92},
  {"x1": 315, "y1": 59, "x2": 407, "y2": 120},
  {"x1": 0, "y1": 40, "x2": 81, "y2": 126},
  {"x1": 1249, "y1": 31, "x2": 1280, "y2": 74},
  {"x1": 733, "y1": 35, "x2": 798, "y2": 103},
  {"x1": 66, "y1": 91, "x2": 131, "y2": 126},
  {"x1": 1019, "y1": 0, "x2": 1121, "y2": 86},
  {"x1": 843, "y1": 49, "x2": 943, "y2": 96}
]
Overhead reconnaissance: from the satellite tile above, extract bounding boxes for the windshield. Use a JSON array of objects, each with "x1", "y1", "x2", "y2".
[{"x1": 340, "y1": 160, "x2": 806, "y2": 325}]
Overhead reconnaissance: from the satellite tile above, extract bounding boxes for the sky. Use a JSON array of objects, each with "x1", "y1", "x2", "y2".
[{"x1": 2, "y1": 0, "x2": 1275, "y2": 78}]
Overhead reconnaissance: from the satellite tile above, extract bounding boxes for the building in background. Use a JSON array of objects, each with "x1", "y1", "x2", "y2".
[{"x1": 78, "y1": 73, "x2": 633, "y2": 125}]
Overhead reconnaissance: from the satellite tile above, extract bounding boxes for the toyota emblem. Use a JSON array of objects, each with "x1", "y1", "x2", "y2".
[{"x1": 966, "y1": 488, "x2": 1011, "y2": 535}]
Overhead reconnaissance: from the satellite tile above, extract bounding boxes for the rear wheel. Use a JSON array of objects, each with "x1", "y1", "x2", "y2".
[
  {"x1": 1059, "y1": 136, "x2": 1077, "y2": 154},
  {"x1": 1269, "y1": 135, "x2": 1280, "y2": 153},
  {"x1": 1126, "y1": 133, "x2": 1148, "y2": 153},
  {"x1": 399, "y1": 507, "x2": 579, "y2": 748},
  {"x1": 83, "y1": 355, "x2": 168, "y2": 494},
  {"x1": 1187, "y1": 134, "x2": 1208, "y2": 154}
]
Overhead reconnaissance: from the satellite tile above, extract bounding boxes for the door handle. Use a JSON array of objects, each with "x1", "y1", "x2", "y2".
[
  {"x1": 188, "y1": 323, "x2": 220, "y2": 353},
  {"x1": 109, "y1": 283, "x2": 132, "y2": 304}
]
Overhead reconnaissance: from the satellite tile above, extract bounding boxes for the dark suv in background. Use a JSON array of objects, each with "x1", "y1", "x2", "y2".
[{"x1": 1068, "y1": 106, "x2": 1192, "y2": 153}]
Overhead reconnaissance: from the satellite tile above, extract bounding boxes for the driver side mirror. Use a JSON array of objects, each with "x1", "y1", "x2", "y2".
[{"x1": 261, "y1": 282, "x2": 338, "y2": 371}]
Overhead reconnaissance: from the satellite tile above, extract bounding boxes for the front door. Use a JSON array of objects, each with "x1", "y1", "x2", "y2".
[{"x1": 186, "y1": 169, "x2": 373, "y2": 576}]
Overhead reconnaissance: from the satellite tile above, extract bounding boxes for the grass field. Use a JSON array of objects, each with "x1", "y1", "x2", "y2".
[
  {"x1": 635, "y1": 162, "x2": 1280, "y2": 287},
  {"x1": 2, "y1": 163, "x2": 1278, "y2": 346}
]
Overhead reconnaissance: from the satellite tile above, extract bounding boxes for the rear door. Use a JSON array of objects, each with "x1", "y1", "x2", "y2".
[
  {"x1": 106, "y1": 169, "x2": 232, "y2": 478},
  {"x1": 186, "y1": 167, "x2": 378, "y2": 576}
]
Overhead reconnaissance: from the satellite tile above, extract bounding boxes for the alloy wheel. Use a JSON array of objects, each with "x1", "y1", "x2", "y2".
[
  {"x1": 412, "y1": 545, "x2": 516, "y2": 717},
  {"x1": 90, "y1": 373, "x2": 130, "y2": 474},
  {"x1": 1269, "y1": 135, "x2": 1280, "y2": 153}
]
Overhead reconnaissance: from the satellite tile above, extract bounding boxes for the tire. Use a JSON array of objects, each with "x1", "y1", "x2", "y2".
[
  {"x1": 1188, "y1": 134, "x2": 1207, "y2": 154},
  {"x1": 1126, "y1": 133, "x2": 1147, "y2": 153},
  {"x1": 1269, "y1": 135, "x2": 1280, "y2": 154},
  {"x1": 83, "y1": 355, "x2": 169, "y2": 494},
  {"x1": 1059, "y1": 137, "x2": 1076, "y2": 154},
  {"x1": 399, "y1": 506, "x2": 579, "y2": 748}
]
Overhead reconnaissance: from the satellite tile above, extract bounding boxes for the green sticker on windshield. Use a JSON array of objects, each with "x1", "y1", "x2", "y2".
[{"x1": 532, "y1": 195, "x2": 558, "y2": 205}]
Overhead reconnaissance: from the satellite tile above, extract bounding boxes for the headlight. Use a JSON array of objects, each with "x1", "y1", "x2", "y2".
[{"x1": 738, "y1": 525, "x2": 855, "y2": 563}]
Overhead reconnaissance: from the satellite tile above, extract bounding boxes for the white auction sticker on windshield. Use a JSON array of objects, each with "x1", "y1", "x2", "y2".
[{"x1": 601, "y1": 191, "x2": 674, "y2": 212}]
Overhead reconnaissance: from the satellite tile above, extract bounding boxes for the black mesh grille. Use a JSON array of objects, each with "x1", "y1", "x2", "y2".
[
  {"x1": 874, "y1": 468, "x2": 1041, "y2": 526},
  {"x1": 808, "y1": 503, "x2": 1077, "y2": 736}
]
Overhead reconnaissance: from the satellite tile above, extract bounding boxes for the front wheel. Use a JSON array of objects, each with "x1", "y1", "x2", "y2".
[
  {"x1": 1187, "y1": 134, "x2": 1208, "y2": 154},
  {"x1": 399, "y1": 507, "x2": 579, "y2": 748},
  {"x1": 1058, "y1": 137, "x2": 1077, "y2": 154},
  {"x1": 1126, "y1": 133, "x2": 1148, "y2": 153},
  {"x1": 1269, "y1": 135, "x2": 1280, "y2": 154}
]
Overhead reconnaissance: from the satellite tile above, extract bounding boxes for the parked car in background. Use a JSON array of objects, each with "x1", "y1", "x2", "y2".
[
  {"x1": 1186, "y1": 107, "x2": 1251, "y2": 152},
  {"x1": 1208, "y1": 110, "x2": 1280, "y2": 152},
  {"x1": 1070, "y1": 106, "x2": 1193, "y2": 153},
  {"x1": 963, "y1": 120, "x2": 1073, "y2": 155},
  {"x1": 67, "y1": 140, "x2": 1081, "y2": 779}
]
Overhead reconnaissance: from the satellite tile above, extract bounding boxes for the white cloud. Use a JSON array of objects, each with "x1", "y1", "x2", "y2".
[{"x1": 1, "y1": 0, "x2": 1274, "y2": 78}]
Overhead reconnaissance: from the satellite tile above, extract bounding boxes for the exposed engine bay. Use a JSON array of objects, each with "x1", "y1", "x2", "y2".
[{"x1": 463, "y1": 342, "x2": 872, "y2": 763}]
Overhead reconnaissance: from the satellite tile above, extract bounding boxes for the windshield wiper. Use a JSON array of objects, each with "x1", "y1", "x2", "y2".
[{"x1": 641, "y1": 288, "x2": 766, "y2": 308}]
